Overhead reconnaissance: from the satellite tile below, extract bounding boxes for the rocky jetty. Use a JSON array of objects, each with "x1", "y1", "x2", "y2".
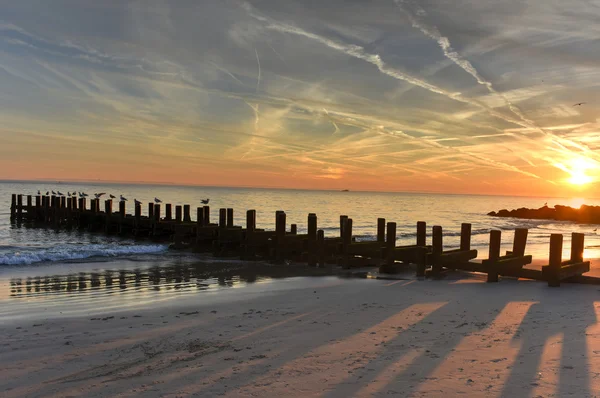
[{"x1": 488, "y1": 205, "x2": 600, "y2": 224}]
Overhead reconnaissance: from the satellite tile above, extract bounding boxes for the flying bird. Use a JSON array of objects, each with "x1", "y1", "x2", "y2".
[
  {"x1": 201, "y1": 199, "x2": 210, "y2": 204},
  {"x1": 120, "y1": 195, "x2": 128, "y2": 201},
  {"x1": 154, "y1": 197, "x2": 162, "y2": 203},
  {"x1": 573, "y1": 102, "x2": 586, "y2": 106}
]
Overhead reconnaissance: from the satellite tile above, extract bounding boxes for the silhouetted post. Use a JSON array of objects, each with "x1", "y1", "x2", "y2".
[
  {"x1": 487, "y1": 230, "x2": 501, "y2": 283},
  {"x1": 60, "y1": 196, "x2": 66, "y2": 211},
  {"x1": 153, "y1": 204, "x2": 160, "y2": 235},
  {"x1": 165, "y1": 204, "x2": 172, "y2": 221},
  {"x1": 460, "y1": 223, "x2": 472, "y2": 251},
  {"x1": 35, "y1": 196, "x2": 41, "y2": 220},
  {"x1": 416, "y1": 246, "x2": 427, "y2": 277},
  {"x1": 385, "y1": 222, "x2": 397, "y2": 267},
  {"x1": 17, "y1": 194, "x2": 23, "y2": 219},
  {"x1": 119, "y1": 201, "x2": 126, "y2": 219},
  {"x1": 196, "y1": 207, "x2": 204, "y2": 230},
  {"x1": 571, "y1": 232, "x2": 584, "y2": 263},
  {"x1": 135, "y1": 202, "x2": 142, "y2": 227},
  {"x1": 513, "y1": 228, "x2": 528, "y2": 256},
  {"x1": 317, "y1": 230, "x2": 325, "y2": 267},
  {"x1": 275, "y1": 211, "x2": 286, "y2": 263},
  {"x1": 80, "y1": 198, "x2": 86, "y2": 212},
  {"x1": 105, "y1": 200, "x2": 112, "y2": 232},
  {"x1": 547, "y1": 234, "x2": 563, "y2": 287},
  {"x1": 417, "y1": 221, "x2": 426, "y2": 246},
  {"x1": 183, "y1": 205, "x2": 191, "y2": 222},
  {"x1": 342, "y1": 218, "x2": 353, "y2": 266},
  {"x1": 377, "y1": 218, "x2": 386, "y2": 242},
  {"x1": 26, "y1": 195, "x2": 32, "y2": 216},
  {"x1": 340, "y1": 215, "x2": 348, "y2": 239},
  {"x1": 148, "y1": 203, "x2": 154, "y2": 220},
  {"x1": 290, "y1": 224, "x2": 297, "y2": 235},
  {"x1": 227, "y1": 208, "x2": 234, "y2": 228},
  {"x1": 246, "y1": 210, "x2": 256, "y2": 232},
  {"x1": 91, "y1": 199, "x2": 97, "y2": 214},
  {"x1": 219, "y1": 208, "x2": 226, "y2": 228},
  {"x1": 431, "y1": 226, "x2": 443, "y2": 275},
  {"x1": 308, "y1": 213, "x2": 318, "y2": 267},
  {"x1": 175, "y1": 205, "x2": 182, "y2": 223},
  {"x1": 203, "y1": 206, "x2": 210, "y2": 225},
  {"x1": 10, "y1": 194, "x2": 16, "y2": 218}
]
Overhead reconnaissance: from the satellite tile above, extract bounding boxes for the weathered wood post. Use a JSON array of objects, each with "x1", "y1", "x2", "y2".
[
  {"x1": 340, "y1": 215, "x2": 348, "y2": 239},
  {"x1": 246, "y1": 210, "x2": 256, "y2": 232},
  {"x1": 317, "y1": 229, "x2": 325, "y2": 267},
  {"x1": 416, "y1": 221, "x2": 426, "y2": 246},
  {"x1": 10, "y1": 194, "x2": 16, "y2": 219},
  {"x1": 90, "y1": 199, "x2": 97, "y2": 214},
  {"x1": 547, "y1": 234, "x2": 563, "y2": 287},
  {"x1": 385, "y1": 222, "x2": 397, "y2": 268},
  {"x1": 342, "y1": 218, "x2": 353, "y2": 267},
  {"x1": 290, "y1": 224, "x2": 297, "y2": 235},
  {"x1": 308, "y1": 213, "x2": 318, "y2": 267},
  {"x1": 148, "y1": 203, "x2": 154, "y2": 220},
  {"x1": 153, "y1": 204, "x2": 161, "y2": 235},
  {"x1": 377, "y1": 218, "x2": 386, "y2": 242},
  {"x1": 119, "y1": 200, "x2": 126, "y2": 233},
  {"x1": 513, "y1": 228, "x2": 528, "y2": 256},
  {"x1": 135, "y1": 202, "x2": 142, "y2": 230},
  {"x1": 17, "y1": 194, "x2": 23, "y2": 219},
  {"x1": 226, "y1": 208, "x2": 234, "y2": 228},
  {"x1": 571, "y1": 232, "x2": 584, "y2": 263},
  {"x1": 219, "y1": 208, "x2": 226, "y2": 228},
  {"x1": 35, "y1": 195, "x2": 41, "y2": 221},
  {"x1": 487, "y1": 230, "x2": 502, "y2": 283},
  {"x1": 196, "y1": 207, "x2": 204, "y2": 229},
  {"x1": 105, "y1": 200, "x2": 112, "y2": 232},
  {"x1": 275, "y1": 211, "x2": 286, "y2": 263},
  {"x1": 26, "y1": 195, "x2": 32, "y2": 217},
  {"x1": 165, "y1": 204, "x2": 172, "y2": 221},
  {"x1": 60, "y1": 196, "x2": 66, "y2": 211},
  {"x1": 460, "y1": 223, "x2": 472, "y2": 251},
  {"x1": 203, "y1": 206, "x2": 210, "y2": 225},
  {"x1": 175, "y1": 205, "x2": 182, "y2": 223},
  {"x1": 431, "y1": 226, "x2": 443, "y2": 276},
  {"x1": 183, "y1": 205, "x2": 191, "y2": 222}
]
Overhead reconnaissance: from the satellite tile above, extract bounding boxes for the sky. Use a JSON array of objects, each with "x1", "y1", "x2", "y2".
[{"x1": 1, "y1": 0, "x2": 600, "y2": 197}]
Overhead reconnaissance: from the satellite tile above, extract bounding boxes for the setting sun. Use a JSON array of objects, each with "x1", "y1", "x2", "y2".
[{"x1": 567, "y1": 158, "x2": 594, "y2": 185}]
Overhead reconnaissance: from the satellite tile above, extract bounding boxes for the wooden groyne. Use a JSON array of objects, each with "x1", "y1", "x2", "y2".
[
  {"x1": 8, "y1": 193, "x2": 598, "y2": 287},
  {"x1": 488, "y1": 204, "x2": 600, "y2": 224}
]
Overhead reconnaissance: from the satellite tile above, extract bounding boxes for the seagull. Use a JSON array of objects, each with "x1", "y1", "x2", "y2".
[
  {"x1": 57, "y1": 191, "x2": 64, "y2": 196},
  {"x1": 109, "y1": 194, "x2": 116, "y2": 199},
  {"x1": 94, "y1": 193, "x2": 106, "y2": 199},
  {"x1": 201, "y1": 199, "x2": 210, "y2": 204},
  {"x1": 37, "y1": 190, "x2": 41, "y2": 195},
  {"x1": 544, "y1": 202, "x2": 548, "y2": 207},
  {"x1": 134, "y1": 199, "x2": 142, "y2": 206},
  {"x1": 154, "y1": 197, "x2": 162, "y2": 203},
  {"x1": 594, "y1": 228, "x2": 598, "y2": 232},
  {"x1": 52, "y1": 190, "x2": 56, "y2": 195},
  {"x1": 45, "y1": 191, "x2": 49, "y2": 196},
  {"x1": 120, "y1": 195, "x2": 128, "y2": 202},
  {"x1": 574, "y1": 102, "x2": 586, "y2": 106}
]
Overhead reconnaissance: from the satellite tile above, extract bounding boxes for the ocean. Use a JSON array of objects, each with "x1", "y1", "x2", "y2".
[{"x1": 1, "y1": 180, "x2": 599, "y2": 318}]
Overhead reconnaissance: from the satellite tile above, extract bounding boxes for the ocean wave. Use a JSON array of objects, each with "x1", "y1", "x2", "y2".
[{"x1": 0, "y1": 244, "x2": 168, "y2": 265}]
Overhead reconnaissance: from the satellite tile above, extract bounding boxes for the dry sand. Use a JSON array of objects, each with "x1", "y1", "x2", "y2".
[{"x1": 2, "y1": 272, "x2": 600, "y2": 397}]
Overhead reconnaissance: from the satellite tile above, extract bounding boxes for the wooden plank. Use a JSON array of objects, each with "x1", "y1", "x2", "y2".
[{"x1": 559, "y1": 261, "x2": 590, "y2": 280}]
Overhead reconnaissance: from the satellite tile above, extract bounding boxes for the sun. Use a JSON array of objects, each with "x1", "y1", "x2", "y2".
[{"x1": 568, "y1": 158, "x2": 594, "y2": 185}]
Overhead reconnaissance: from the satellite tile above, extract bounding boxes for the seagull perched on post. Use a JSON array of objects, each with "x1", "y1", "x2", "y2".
[
  {"x1": 109, "y1": 194, "x2": 116, "y2": 199},
  {"x1": 134, "y1": 199, "x2": 142, "y2": 206},
  {"x1": 57, "y1": 191, "x2": 64, "y2": 196},
  {"x1": 154, "y1": 197, "x2": 162, "y2": 203},
  {"x1": 52, "y1": 190, "x2": 56, "y2": 195},
  {"x1": 37, "y1": 190, "x2": 41, "y2": 195},
  {"x1": 120, "y1": 195, "x2": 128, "y2": 202},
  {"x1": 201, "y1": 198, "x2": 210, "y2": 204},
  {"x1": 45, "y1": 191, "x2": 49, "y2": 196},
  {"x1": 94, "y1": 193, "x2": 105, "y2": 199}
]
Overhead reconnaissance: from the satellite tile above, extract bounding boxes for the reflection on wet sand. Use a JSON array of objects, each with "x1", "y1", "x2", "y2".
[{"x1": 9, "y1": 262, "x2": 335, "y2": 299}]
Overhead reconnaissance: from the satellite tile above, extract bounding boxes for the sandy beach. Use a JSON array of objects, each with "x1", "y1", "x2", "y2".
[{"x1": 2, "y1": 266, "x2": 600, "y2": 398}]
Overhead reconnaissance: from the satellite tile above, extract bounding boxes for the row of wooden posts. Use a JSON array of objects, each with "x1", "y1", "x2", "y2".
[{"x1": 9, "y1": 194, "x2": 593, "y2": 287}]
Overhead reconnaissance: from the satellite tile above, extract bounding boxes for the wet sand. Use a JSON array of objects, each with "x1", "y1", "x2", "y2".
[{"x1": 2, "y1": 261, "x2": 600, "y2": 397}]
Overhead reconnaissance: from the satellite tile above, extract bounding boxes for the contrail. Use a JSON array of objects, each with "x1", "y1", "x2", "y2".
[
  {"x1": 255, "y1": 48, "x2": 261, "y2": 93},
  {"x1": 207, "y1": 61, "x2": 245, "y2": 86},
  {"x1": 323, "y1": 108, "x2": 340, "y2": 134}
]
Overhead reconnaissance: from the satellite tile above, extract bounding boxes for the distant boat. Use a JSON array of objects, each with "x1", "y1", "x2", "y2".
[{"x1": 341, "y1": 189, "x2": 350, "y2": 192}]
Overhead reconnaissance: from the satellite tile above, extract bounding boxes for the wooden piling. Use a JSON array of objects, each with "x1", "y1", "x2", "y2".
[
  {"x1": 27, "y1": 195, "x2": 32, "y2": 215},
  {"x1": 135, "y1": 202, "x2": 142, "y2": 226},
  {"x1": 227, "y1": 208, "x2": 234, "y2": 228},
  {"x1": 460, "y1": 223, "x2": 472, "y2": 251},
  {"x1": 17, "y1": 194, "x2": 23, "y2": 218},
  {"x1": 547, "y1": 234, "x2": 563, "y2": 287},
  {"x1": 148, "y1": 203, "x2": 154, "y2": 220},
  {"x1": 317, "y1": 229, "x2": 325, "y2": 267},
  {"x1": 513, "y1": 229, "x2": 528, "y2": 256},
  {"x1": 183, "y1": 205, "x2": 191, "y2": 222},
  {"x1": 105, "y1": 200, "x2": 112, "y2": 232},
  {"x1": 275, "y1": 211, "x2": 286, "y2": 263},
  {"x1": 486, "y1": 230, "x2": 502, "y2": 283},
  {"x1": 197, "y1": 207, "x2": 205, "y2": 229},
  {"x1": 290, "y1": 224, "x2": 297, "y2": 235},
  {"x1": 60, "y1": 196, "x2": 66, "y2": 210},
  {"x1": 308, "y1": 213, "x2": 318, "y2": 267},
  {"x1": 246, "y1": 210, "x2": 256, "y2": 232},
  {"x1": 340, "y1": 215, "x2": 348, "y2": 239},
  {"x1": 385, "y1": 222, "x2": 397, "y2": 267},
  {"x1": 175, "y1": 205, "x2": 182, "y2": 223},
  {"x1": 416, "y1": 221, "x2": 426, "y2": 246},
  {"x1": 153, "y1": 204, "x2": 161, "y2": 234},
  {"x1": 571, "y1": 232, "x2": 584, "y2": 263},
  {"x1": 119, "y1": 201, "x2": 126, "y2": 219},
  {"x1": 219, "y1": 208, "x2": 226, "y2": 228},
  {"x1": 10, "y1": 194, "x2": 16, "y2": 218},
  {"x1": 203, "y1": 206, "x2": 210, "y2": 225},
  {"x1": 377, "y1": 218, "x2": 386, "y2": 242},
  {"x1": 165, "y1": 204, "x2": 172, "y2": 221},
  {"x1": 431, "y1": 226, "x2": 443, "y2": 276}
]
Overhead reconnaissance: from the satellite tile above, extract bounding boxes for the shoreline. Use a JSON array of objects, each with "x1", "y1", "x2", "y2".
[{"x1": 2, "y1": 271, "x2": 600, "y2": 397}]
